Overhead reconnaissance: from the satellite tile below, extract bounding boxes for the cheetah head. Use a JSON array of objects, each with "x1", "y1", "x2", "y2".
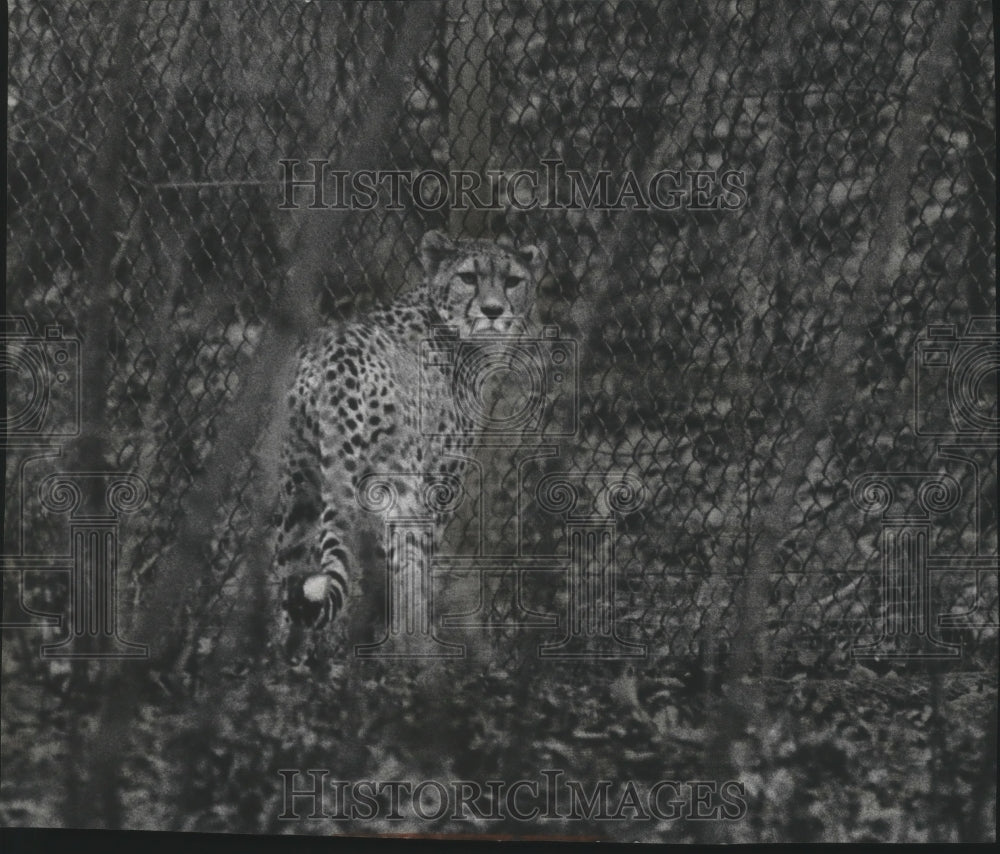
[{"x1": 419, "y1": 230, "x2": 544, "y2": 336}]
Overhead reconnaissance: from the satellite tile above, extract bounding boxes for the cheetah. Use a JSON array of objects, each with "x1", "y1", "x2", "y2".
[{"x1": 273, "y1": 230, "x2": 543, "y2": 664}]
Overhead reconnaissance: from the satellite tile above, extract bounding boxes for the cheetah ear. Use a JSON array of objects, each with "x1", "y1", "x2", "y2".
[
  {"x1": 517, "y1": 244, "x2": 544, "y2": 274},
  {"x1": 419, "y1": 230, "x2": 456, "y2": 275}
]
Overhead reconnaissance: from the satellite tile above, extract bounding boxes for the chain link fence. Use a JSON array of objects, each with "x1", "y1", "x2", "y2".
[{"x1": 4, "y1": 0, "x2": 997, "y2": 840}]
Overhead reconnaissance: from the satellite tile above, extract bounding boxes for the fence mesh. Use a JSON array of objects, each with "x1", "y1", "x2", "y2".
[{"x1": 4, "y1": 0, "x2": 997, "y2": 840}]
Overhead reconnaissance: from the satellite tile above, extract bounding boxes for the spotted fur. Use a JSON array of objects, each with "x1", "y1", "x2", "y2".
[{"x1": 274, "y1": 230, "x2": 543, "y2": 665}]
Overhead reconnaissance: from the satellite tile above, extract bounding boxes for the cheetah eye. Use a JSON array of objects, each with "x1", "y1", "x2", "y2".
[
  {"x1": 457, "y1": 272, "x2": 477, "y2": 285},
  {"x1": 505, "y1": 276, "x2": 525, "y2": 289}
]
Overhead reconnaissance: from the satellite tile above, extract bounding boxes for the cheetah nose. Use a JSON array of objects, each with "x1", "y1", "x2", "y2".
[{"x1": 481, "y1": 305, "x2": 503, "y2": 319}]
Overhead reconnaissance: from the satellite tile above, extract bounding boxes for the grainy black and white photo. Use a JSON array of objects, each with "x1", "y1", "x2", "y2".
[{"x1": 3, "y1": 0, "x2": 997, "y2": 844}]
